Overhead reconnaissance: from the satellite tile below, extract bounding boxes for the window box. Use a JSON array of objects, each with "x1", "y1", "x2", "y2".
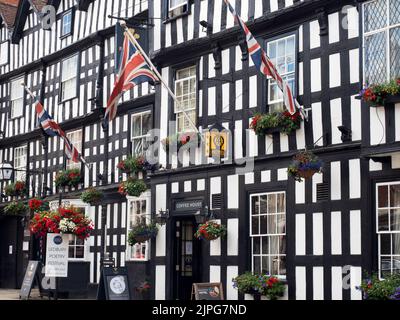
[
  {"x1": 358, "y1": 78, "x2": 400, "y2": 107},
  {"x1": 250, "y1": 111, "x2": 302, "y2": 136}
]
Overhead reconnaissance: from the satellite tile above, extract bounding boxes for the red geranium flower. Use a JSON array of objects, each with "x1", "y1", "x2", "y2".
[{"x1": 29, "y1": 199, "x2": 43, "y2": 211}]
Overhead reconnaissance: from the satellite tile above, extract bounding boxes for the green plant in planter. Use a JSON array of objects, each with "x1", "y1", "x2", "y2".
[
  {"x1": 4, "y1": 201, "x2": 29, "y2": 216},
  {"x1": 55, "y1": 169, "x2": 81, "y2": 188},
  {"x1": 4, "y1": 181, "x2": 27, "y2": 197},
  {"x1": 117, "y1": 155, "x2": 146, "y2": 174},
  {"x1": 118, "y1": 178, "x2": 147, "y2": 197},
  {"x1": 128, "y1": 221, "x2": 158, "y2": 245},
  {"x1": 194, "y1": 221, "x2": 227, "y2": 241},
  {"x1": 80, "y1": 187, "x2": 104, "y2": 205},
  {"x1": 258, "y1": 275, "x2": 286, "y2": 300},
  {"x1": 357, "y1": 274, "x2": 400, "y2": 300},
  {"x1": 250, "y1": 111, "x2": 302, "y2": 136},
  {"x1": 359, "y1": 78, "x2": 400, "y2": 107},
  {"x1": 232, "y1": 272, "x2": 261, "y2": 295}
]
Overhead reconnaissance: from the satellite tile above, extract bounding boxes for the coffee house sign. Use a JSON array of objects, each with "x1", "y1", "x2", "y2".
[{"x1": 174, "y1": 199, "x2": 204, "y2": 213}]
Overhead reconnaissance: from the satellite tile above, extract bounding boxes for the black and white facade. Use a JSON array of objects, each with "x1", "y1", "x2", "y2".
[{"x1": 0, "y1": 0, "x2": 399, "y2": 300}]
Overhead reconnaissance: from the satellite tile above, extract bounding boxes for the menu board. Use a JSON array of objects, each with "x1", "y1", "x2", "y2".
[{"x1": 20, "y1": 261, "x2": 41, "y2": 300}]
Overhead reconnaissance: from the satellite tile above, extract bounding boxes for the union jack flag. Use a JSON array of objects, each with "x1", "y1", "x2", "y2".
[
  {"x1": 34, "y1": 96, "x2": 80, "y2": 163},
  {"x1": 103, "y1": 25, "x2": 158, "y2": 128},
  {"x1": 224, "y1": 0, "x2": 301, "y2": 115}
]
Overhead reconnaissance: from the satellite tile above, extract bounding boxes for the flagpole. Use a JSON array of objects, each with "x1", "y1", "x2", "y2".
[
  {"x1": 120, "y1": 21, "x2": 203, "y2": 140},
  {"x1": 21, "y1": 82, "x2": 91, "y2": 169}
]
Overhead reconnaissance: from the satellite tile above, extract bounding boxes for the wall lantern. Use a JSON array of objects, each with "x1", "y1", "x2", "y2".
[
  {"x1": 0, "y1": 163, "x2": 14, "y2": 181},
  {"x1": 155, "y1": 209, "x2": 169, "y2": 225},
  {"x1": 194, "y1": 206, "x2": 216, "y2": 224},
  {"x1": 204, "y1": 123, "x2": 228, "y2": 159}
]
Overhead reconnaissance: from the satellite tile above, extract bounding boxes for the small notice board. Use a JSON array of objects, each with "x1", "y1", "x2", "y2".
[
  {"x1": 19, "y1": 261, "x2": 41, "y2": 300},
  {"x1": 191, "y1": 283, "x2": 224, "y2": 300},
  {"x1": 97, "y1": 267, "x2": 131, "y2": 300}
]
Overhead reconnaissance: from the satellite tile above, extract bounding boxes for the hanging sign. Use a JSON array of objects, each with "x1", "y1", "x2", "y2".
[
  {"x1": 204, "y1": 129, "x2": 228, "y2": 158},
  {"x1": 191, "y1": 283, "x2": 224, "y2": 300},
  {"x1": 45, "y1": 233, "x2": 69, "y2": 278}
]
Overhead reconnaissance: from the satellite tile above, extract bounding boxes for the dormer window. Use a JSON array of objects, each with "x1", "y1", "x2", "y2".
[
  {"x1": 168, "y1": 0, "x2": 189, "y2": 19},
  {"x1": 61, "y1": 10, "x2": 74, "y2": 38}
]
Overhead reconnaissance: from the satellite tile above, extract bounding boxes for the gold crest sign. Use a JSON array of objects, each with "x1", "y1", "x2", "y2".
[{"x1": 204, "y1": 125, "x2": 228, "y2": 158}]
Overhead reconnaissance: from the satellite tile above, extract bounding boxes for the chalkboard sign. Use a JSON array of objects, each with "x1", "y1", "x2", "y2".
[
  {"x1": 191, "y1": 283, "x2": 224, "y2": 300},
  {"x1": 97, "y1": 267, "x2": 131, "y2": 300},
  {"x1": 20, "y1": 261, "x2": 41, "y2": 300}
]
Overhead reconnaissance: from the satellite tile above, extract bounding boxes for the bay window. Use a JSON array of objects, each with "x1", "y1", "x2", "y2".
[
  {"x1": 60, "y1": 54, "x2": 79, "y2": 101},
  {"x1": 363, "y1": 0, "x2": 400, "y2": 85},
  {"x1": 175, "y1": 66, "x2": 197, "y2": 133},
  {"x1": 250, "y1": 191, "x2": 286, "y2": 278},
  {"x1": 376, "y1": 182, "x2": 400, "y2": 278},
  {"x1": 267, "y1": 35, "x2": 296, "y2": 113}
]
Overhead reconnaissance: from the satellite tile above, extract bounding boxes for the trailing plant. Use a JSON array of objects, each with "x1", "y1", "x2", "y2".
[
  {"x1": 4, "y1": 201, "x2": 28, "y2": 216},
  {"x1": 250, "y1": 111, "x2": 302, "y2": 136},
  {"x1": 194, "y1": 221, "x2": 227, "y2": 241},
  {"x1": 4, "y1": 181, "x2": 26, "y2": 197},
  {"x1": 359, "y1": 78, "x2": 400, "y2": 107},
  {"x1": 118, "y1": 178, "x2": 147, "y2": 197},
  {"x1": 136, "y1": 281, "x2": 151, "y2": 294},
  {"x1": 117, "y1": 155, "x2": 146, "y2": 174},
  {"x1": 287, "y1": 150, "x2": 323, "y2": 182},
  {"x1": 232, "y1": 272, "x2": 286, "y2": 300},
  {"x1": 80, "y1": 187, "x2": 104, "y2": 205},
  {"x1": 356, "y1": 274, "x2": 400, "y2": 300},
  {"x1": 55, "y1": 169, "x2": 81, "y2": 188},
  {"x1": 30, "y1": 206, "x2": 94, "y2": 240},
  {"x1": 128, "y1": 221, "x2": 158, "y2": 245},
  {"x1": 28, "y1": 198, "x2": 49, "y2": 212},
  {"x1": 161, "y1": 132, "x2": 201, "y2": 152}
]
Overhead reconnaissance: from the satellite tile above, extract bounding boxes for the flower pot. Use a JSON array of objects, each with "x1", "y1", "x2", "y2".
[
  {"x1": 203, "y1": 233, "x2": 220, "y2": 241},
  {"x1": 297, "y1": 169, "x2": 319, "y2": 180},
  {"x1": 134, "y1": 234, "x2": 152, "y2": 243}
]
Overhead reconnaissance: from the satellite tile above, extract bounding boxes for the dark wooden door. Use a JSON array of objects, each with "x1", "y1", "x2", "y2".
[
  {"x1": 0, "y1": 216, "x2": 23, "y2": 289},
  {"x1": 173, "y1": 218, "x2": 201, "y2": 300}
]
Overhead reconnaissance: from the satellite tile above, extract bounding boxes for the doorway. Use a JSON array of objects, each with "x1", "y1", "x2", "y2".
[
  {"x1": 0, "y1": 216, "x2": 24, "y2": 289},
  {"x1": 173, "y1": 217, "x2": 201, "y2": 300}
]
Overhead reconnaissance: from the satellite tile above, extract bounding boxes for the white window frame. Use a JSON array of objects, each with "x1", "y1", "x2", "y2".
[
  {"x1": 126, "y1": 191, "x2": 151, "y2": 262},
  {"x1": 13, "y1": 145, "x2": 27, "y2": 182},
  {"x1": 376, "y1": 181, "x2": 400, "y2": 279},
  {"x1": 168, "y1": 0, "x2": 189, "y2": 18},
  {"x1": 131, "y1": 111, "x2": 152, "y2": 157},
  {"x1": 49, "y1": 199, "x2": 91, "y2": 262},
  {"x1": 250, "y1": 191, "x2": 286, "y2": 279},
  {"x1": 10, "y1": 77, "x2": 24, "y2": 119},
  {"x1": 0, "y1": 40, "x2": 9, "y2": 66},
  {"x1": 266, "y1": 34, "x2": 296, "y2": 110},
  {"x1": 362, "y1": 0, "x2": 400, "y2": 84},
  {"x1": 60, "y1": 54, "x2": 78, "y2": 102},
  {"x1": 169, "y1": 0, "x2": 188, "y2": 11},
  {"x1": 61, "y1": 10, "x2": 73, "y2": 38},
  {"x1": 174, "y1": 65, "x2": 197, "y2": 133},
  {"x1": 66, "y1": 129, "x2": 82, "y2": 170}
]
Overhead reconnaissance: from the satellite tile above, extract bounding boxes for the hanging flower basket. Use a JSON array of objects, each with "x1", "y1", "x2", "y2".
[
  {"x1": 80, "y1": 187, "x2": 104, "y2": 206},
  {"x1": 287, "y1": 150, "x2": 323, "y2": 182},
  {"x1": 55, "y1": 169, "x2": 82, "y2": 188},
  {"x1": 4, "y1": 201, "x2": 29, "y2": 216},
  {"x1": 250, "y1": 111, "x2": 302, "y2": 136},
  {"x1": 128, "y1": 222, "x2": 158, "y2": 245},
  {"x1": 195, "y1": 221, "x2": 227, "y2": 241},
  {"x1": 28, "y1": 198, "x2": 49, "y2": 212},
  {"x1": 358, "y1": 78, "x2": 400, "y2": 107},
  {"x1": 118, "y1": 178, "x2": 147, "y2": 197},
  {"x1": 117, "y1": 155, "x2": 146, "y2": 175},
  {"x1": 30, "y1": 206, "x2": 94, "y2": 240},
  {"x1": 4, "y1": 181, "x2": 27, "y2": 197},
  {"x1": 161, "y1": 132, "x2": 201, "y2": 153}
]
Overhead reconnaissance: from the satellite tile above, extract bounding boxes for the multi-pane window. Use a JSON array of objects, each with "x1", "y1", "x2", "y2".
[
  {"x1": 376, "y1": 182, "x2": 400, "y2": 278},
  {"x1": 250, "y1": 192, "x2": 286, "y2": 278},
  {"x1": 13, "y1": 145, "x2": 27, "y2": 182},
  {"x1": 175, "y1": 66, "x2": 197, "y2": 133},
  {"x1": 66, "y1": 129, "x2": 82, "y2": 170},
  {"x1": 131, "y1": 111, "x2": 151, "y2": 156},
  {"x1": 68, "y1": 207, "x2": 86, "y2": 260},
  {"x1": 127, "y1": 192, "x2": 151, "y2": 261},
  {"x1": 0, "y1": 41, "x2": 9, "y2": 66},
  {"x1": 363, "y1": 0, "x2": 400, "y2": 85},
  {"x1": 168, "y1": 0, "x2": 189, "y2": 19},
  {"x1": 61, "y1": 10, "x2": 73, "y2": 37},
  {"x1": 61, "y1": 55, "x2": 78, "y2": 101},
  {"x1": 11, "y1": 77, "x2": 24, "y2": 119},
  {"x1": 267, "y1": 35, "x2": 296, "y2": 112}
]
